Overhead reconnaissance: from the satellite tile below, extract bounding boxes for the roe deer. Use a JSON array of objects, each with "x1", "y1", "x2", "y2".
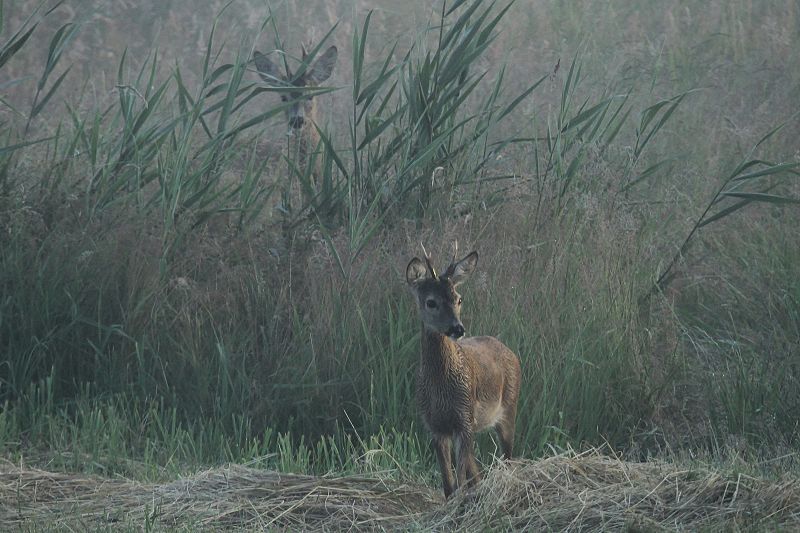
[
  {"x1": 253, "y1": 45, "x2": 337, "y2": 184},
  {"x1": 406, "y1": 243, "x2": 521, "y2": 498}
]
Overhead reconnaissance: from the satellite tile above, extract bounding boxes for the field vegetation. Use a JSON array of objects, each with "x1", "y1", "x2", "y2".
[{"x1": 1, "y1": 0, "x2": 799, "y2": 529}]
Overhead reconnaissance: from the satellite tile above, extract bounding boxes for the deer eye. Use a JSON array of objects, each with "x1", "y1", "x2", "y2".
[{"x1": 425, "y1": 299, "x2": 437, "y2": 309}]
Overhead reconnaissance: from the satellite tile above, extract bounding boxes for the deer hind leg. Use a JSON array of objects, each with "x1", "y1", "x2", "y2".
[
  {"x1": 454, "y1": 432, "x2": 481, "y2": 490},
  {"x1": 432, "y1": 436, "x2": 455, "y2": 498},
  {"x1": 494, "y1": 412, "x2": 516, "y2": 460},
  {"x1": 496, "y1": 366, "x2": 520, "y2": 460}
]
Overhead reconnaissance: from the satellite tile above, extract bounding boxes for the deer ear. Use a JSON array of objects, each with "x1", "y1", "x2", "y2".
[
  {"x1": 253, "y1": 51, "x2": 284, "y2": 84},
  {"x1": 406, "y1": 257, "x2": 428, "y2": 286},
  {"x1": 449, "y1": 251, "x2": 478, "y2": 286},
  {"x1": 308, "y1": 46, "x2": 338, "y2": 84}
]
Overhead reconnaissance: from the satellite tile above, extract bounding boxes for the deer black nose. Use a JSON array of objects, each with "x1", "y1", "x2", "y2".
[
  {"x1": 289, "y1": 116, "x2": 305, "y2": 128},
  {"x1": 447, "y1": 324, "x2": 465, "y2": 339}
]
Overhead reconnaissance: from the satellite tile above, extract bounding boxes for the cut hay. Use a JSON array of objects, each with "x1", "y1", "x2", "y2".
[
  {"x1": 0, "y1": 463, "x2": 438, "y2": 530},
  {"x1": 435, "y1": 449, "x2": 800, "y2": 531},
  {"x1": 3, "y1": 449, "x2": 800, "y2": 531}
]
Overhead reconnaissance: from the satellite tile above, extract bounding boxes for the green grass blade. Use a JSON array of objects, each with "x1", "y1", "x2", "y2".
[
  {"x1": 0, "y1": 135, "x2": 53, "y2": 155},
  {"x1": 722, "y1": 191, "x2": 800, "y2": 204},
  {"x1": 0, "y1": 23, "x2": 37, "y2": 69},
  {"x1": 732, "y1": 162, "x2": 799, "y2": 182},
  {"x1": 30, "y1": 66, "x2": 71, "y2": 117}
]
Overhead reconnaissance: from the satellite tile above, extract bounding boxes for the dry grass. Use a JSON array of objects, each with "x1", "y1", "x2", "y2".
[
  {"x1": 4, "y1": 449, "x2": 800, "y2": 531},
  {"x1": 0, "y1": 460, "x2": 438, "y2": 530},
  {"x1": 435, "y1": 449, "x2": 800, "y2": 531}
]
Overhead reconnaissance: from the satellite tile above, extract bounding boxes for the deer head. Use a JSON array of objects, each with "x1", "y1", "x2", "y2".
[
  {"x1": 406, "y1": 243, "x2": 478, "y2": 340},
  {"x1": 253, "y1": 45, "x2": 338, "y2": 130}
]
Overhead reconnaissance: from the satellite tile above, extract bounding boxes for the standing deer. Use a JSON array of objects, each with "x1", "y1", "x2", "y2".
[
  {"x1": 406, "y1": 243, "x2": 521, "y2": 498},
  {"x1": 253, "y1": 45, "x2": 337, "y2": 188}
]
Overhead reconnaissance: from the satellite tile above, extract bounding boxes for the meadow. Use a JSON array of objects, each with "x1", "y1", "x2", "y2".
[{"x1": 1, "y1": 0, "x2": 799, "y2": 529}]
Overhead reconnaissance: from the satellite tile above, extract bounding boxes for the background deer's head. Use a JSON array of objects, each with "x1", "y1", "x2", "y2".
[{"x1": 253, "y1": 45, "x2": 338, "y2": 131}]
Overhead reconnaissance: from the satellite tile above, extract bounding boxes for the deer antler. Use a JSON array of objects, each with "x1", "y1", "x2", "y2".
[
  {"x1": 420, "y1": 242, "x2": 437, "y2": 279},
  {"x1": 444, "y1": 240, "x2": 459, "y2": 278}
]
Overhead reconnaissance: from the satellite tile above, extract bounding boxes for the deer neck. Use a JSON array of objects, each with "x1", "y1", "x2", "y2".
[
  {"x1": 290, "y1": 109, "x2": 319, "y2": 169},
  {"x1": 420, "y1": 327, "x2": 461, "y2": 375},
  {"x1": 289, "y1": 126, "x2": 309, "y2": 160}
]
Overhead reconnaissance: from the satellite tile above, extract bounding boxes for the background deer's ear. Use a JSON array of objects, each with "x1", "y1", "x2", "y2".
[
  {"x1": 308, "y1": 46, "x2": 338, "y2": 84},
  {"x1": 253, "y1": 51, "x2": 283, "y2": 85},
  {"x1": 406, "y1": 257, "x2": 428, "y2": 286},
  {"x1": 449, "y1": 251, "x2": 478, "y2": 286}
]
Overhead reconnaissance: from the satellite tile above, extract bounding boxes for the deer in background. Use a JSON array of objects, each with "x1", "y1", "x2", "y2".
[
  {"x1": 406, "y1": 243, "x2": 522, "y2": 498},
  {"x1": 253, "y1": 45, "x2": 338, "y2": 204}
]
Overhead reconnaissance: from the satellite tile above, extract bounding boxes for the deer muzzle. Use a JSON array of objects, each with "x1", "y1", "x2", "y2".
[{"x1": 446, "y1": 323, "x2": 465, "y2": 340}]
